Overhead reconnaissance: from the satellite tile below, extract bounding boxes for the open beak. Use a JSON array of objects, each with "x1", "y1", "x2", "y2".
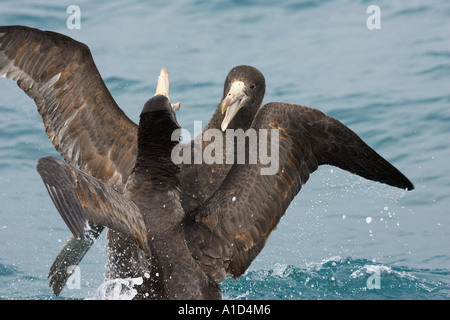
[
  {"x1": 221, "y1": 81, "x2": 247, "y2": 131},
  {"x1": 154, "y1": 67, "x2": 181, "y2": 111}
]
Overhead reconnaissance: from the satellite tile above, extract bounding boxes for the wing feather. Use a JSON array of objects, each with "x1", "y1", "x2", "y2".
[
  {"x1": 0, "y1": 26, "x2": 137, "y2": 190},
  {"x1": 47, "y1": 228, "x2": 103, "y2": 296},
  {"x1": 36, "y1": 157, "x2": 148, "y2": 253}
]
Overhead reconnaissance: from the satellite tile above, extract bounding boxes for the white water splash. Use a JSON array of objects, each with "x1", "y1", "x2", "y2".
[{"x1": 89, "y1": 277, "x2": 143, "y2": 300}]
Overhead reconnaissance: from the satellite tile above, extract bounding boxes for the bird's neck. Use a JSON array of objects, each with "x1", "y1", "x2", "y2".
[{"x1": 134, "y1": 113, "x2": 180, "y2": 190}]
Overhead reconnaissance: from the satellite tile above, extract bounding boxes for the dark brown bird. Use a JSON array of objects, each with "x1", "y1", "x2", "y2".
[
  {"x1": 38, "y1": 92, "x2": 221, "y2": 299},
  {"x1": 0, "y1": 25, "x2": 414, "y2": 298},
  {"x1": 104, "y1": 68, "x2": 266, "y2": 282}
]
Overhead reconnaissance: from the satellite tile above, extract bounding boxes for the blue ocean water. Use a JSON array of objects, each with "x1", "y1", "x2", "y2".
[{"x1": 0, "y1": 0, "x2": 449, "y2": 300}]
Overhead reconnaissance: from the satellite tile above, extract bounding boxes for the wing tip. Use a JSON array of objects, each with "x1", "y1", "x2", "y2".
[
  {"x1": 36, "y1": 156, "x2": 64, "y2": 173},
  {"x1": 388, "y1": 167, "x2": 414, "y2": 191},
  {"x1": 402, "y1": 180, "x2": 415, "y2": 191}
]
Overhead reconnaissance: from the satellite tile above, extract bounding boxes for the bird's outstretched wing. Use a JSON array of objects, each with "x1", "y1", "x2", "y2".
[
  {"x1": 186, "y1": 102, "x2": 414, "y2": 283},
  {"x1": 0, "y1": 26, "x2": 137, "y2": 189},
  {"x1": 0, "y1": 25, "x2": 140, "y2": 293},
  {"x1": 36, "y1": 157, "x2": 147, "y2": 253}
]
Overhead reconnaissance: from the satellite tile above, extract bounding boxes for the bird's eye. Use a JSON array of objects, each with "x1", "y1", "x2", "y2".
[{"x1": 249, "y1": 84, "x2": 256, "y2": 89}]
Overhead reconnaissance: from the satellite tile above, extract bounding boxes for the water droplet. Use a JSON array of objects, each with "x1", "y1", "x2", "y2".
[{"x1": 366, "y1": 217, "x2": 372, "y2": 224}]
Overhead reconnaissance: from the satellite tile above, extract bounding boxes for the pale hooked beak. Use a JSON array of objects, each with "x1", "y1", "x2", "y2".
[
  {"x1": 154, "y1": 67, "x2": 181, "y2": 111},
  {"x1": 221, "y1": 81, "x2": 247, "y2": 131}
]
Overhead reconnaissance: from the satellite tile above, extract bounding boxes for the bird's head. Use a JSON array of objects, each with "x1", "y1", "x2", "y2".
[{"x1": 220, "y1": 65, "x2": 265, "y2": 131}]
